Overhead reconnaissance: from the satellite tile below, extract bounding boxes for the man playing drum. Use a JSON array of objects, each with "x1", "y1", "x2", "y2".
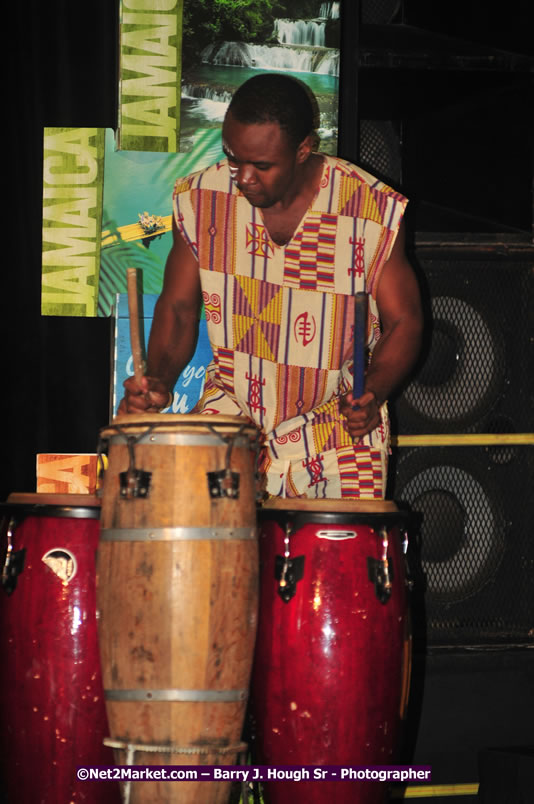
[{"x1": 120, "y1": 73, "x2": 422, "y2": 500}]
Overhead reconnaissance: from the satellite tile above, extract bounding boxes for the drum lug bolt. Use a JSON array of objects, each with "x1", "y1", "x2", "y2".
[
  {"x1": 1, "y1": 518, "x2": 26, "y2": 595},
  {"x1": 119, "y1": 436, "x2": 152, "y2": 500},
  {"x1": 207, "y1": 469, "x2": 240, "y2": 499},
  {"x1": 367, "y1": 526, "x2": 394, "y2": 604},
  {"x1": 367, "y1": 556, "x2": 394, "y2": 604},
  {"x1": 274, "y1": 523, "x2": 304, "y2": 602},
  {"x1": 275, "y1": 555, "x2": 305, "y2": 603},
  {"x1": 119, "y1": 469, "x2": 152, "y2": 499}
]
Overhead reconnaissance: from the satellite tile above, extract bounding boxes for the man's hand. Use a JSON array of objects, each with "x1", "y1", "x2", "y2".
[
  {"x1": 339, "y1": 220, "x2": 422, "y2": 438},
  {"x1": 118, "y1": 375, "x2": 171, "y2": 414},
  {"x1": 339, "y1": 390, "x2": 381, "y2": 440}
]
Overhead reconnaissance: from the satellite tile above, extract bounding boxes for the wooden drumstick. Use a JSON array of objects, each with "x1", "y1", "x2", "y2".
[
  {"x1": 126, "y1": 267, "x2": 146, "y2": 386},
  {"x1": 352, "y1": 291, "x2": 368, "y2": 409}
]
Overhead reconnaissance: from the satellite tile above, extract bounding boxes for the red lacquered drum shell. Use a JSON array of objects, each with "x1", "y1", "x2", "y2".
[
  {"x1": 0, "y1": 493, "x2": 119, "y2": 804},
  {"x1": 97, "y1": 414, "x2": 259, "y2": 804},
  {"x1": 251, "y1": 499, "x2": 412, "y2": 804}
]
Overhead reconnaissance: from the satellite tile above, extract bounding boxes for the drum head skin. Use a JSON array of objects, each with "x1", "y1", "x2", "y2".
[{"x1": 260, "y1": 497, "x2": 399, "y2": 513}]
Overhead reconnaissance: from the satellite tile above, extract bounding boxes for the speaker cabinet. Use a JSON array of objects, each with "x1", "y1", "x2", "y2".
[
  {"x1": 361, "y1": 0, "x2": 402, "y2": 25},
  {"x1": 403, "y1": 649, "x2": 534, "y2": 787},
  {"x1": 390, "y1": 444, "x2": 534, "y2": 647},
  {"x1": 359, "y1": 119, "x2": 402, "y2": 185},
  {"x1": 478, "y1": 746, "x2": 534, "y2": 803},
  {"x1": 392, "y1": 256, "x2": 533, "y2": 435}
]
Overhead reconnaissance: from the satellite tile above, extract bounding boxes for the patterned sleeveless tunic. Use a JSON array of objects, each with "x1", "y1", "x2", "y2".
[{"x1": 173, "y1": 154, "x2": 408, "y2": 499}]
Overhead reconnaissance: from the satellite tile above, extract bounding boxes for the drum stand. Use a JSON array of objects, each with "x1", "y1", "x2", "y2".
[{"x1": 103, "y1": 738, "x2": 249, "y2": 804}]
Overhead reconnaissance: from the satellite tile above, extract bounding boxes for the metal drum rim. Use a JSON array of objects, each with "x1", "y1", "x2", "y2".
[
  {"x1": 103, "y1": 432, "x2": 253, "y2": 447},
  {"x1": 257, "y1": 509, "x2": 409, "y2": 528},
  {"x1": 257, "y1": 499, "x2": 409, "y2": 528},
  {"x1": 101, "y1": 413, "x2": 258, "y2": 438},
  {"x1": 1, "y1": 498, "x2": 100, "y2": 520}
]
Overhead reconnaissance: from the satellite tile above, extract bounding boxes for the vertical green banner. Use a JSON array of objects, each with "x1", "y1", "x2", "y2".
[
  {"x1": 42, "y1": 128, "x2": 106, "y2": 317},
  {"x1": 119, "y1": 0, "x2": 183, "y2": 152}
]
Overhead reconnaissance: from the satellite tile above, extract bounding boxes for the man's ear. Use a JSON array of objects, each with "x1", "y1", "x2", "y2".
[{"x1": 296, "y1": 133, "x2": 315, "y2": 163}]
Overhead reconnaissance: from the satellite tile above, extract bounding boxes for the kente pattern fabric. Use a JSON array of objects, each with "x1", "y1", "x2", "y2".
[{"x1": 173, "y1": 155, "x2": 408, "y2": 498}]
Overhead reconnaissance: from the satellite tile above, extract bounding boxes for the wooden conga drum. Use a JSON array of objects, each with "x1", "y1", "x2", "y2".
[
  {"x1": 96, "y1": 414, "x2": 259, "y2": 803},
  {"x1": 0, "y1": 493, "x2": 120, "y2": 804},
  {"x1": 250, "y1": 499, "x2": 412, "y2": 804}
]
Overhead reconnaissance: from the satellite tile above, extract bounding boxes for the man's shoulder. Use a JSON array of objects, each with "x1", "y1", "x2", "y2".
[
  {"x1": 173, "y1": 160, "x2": 231, "y2": 197},
  {"x1": 321, "y1": 154, "x2": 407, "y2": 203}
]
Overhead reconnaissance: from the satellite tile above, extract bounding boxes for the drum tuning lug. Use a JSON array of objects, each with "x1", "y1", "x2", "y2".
[
  {"x1": 275, "y1": 555, "x2": 305, "y2": 603},
  {"x1": 2, "y1": 517, "x2": 26, "y2": 595},
  {"x1": 2, "y1": 548, "x2": 26, "y2": 595},
  {"x1": 207, "y1": 469, "x2": 240, "y2": 499},
  {"x1": 119, "y1": 435, "x2": 152, "y2": 499},
  {"x1": 119, "y1": 468, "x2": 152, "y2": 500},
  {"x1": 403, "y1": 560, "x2": 415, "y2": 592},
  {"x1": 367, "y1": 557, "x2": 394, "y2": 605}
]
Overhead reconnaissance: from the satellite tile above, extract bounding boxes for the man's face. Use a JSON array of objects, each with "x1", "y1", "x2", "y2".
[{"x1": 222, "y1": 112, "x2": 309, "y2": 208}]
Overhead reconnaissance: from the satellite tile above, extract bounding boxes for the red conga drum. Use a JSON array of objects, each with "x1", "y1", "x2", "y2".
[
  {"x1": 250, "y1": 499, "x2": 412, "y2": 804},
  {"x1": 0, "y1": 493, "x2": 120, "y2": 804},
  {"x1": 96, "y1": 414, "x2": 259, "y2": 803}
]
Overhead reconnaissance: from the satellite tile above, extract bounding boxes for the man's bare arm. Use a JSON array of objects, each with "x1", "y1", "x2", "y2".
[
  {"x1": 340, "y1": 222, "x2": 423, "y2": 438},
  {"x1": 119, "y1": 218, "x2": 202, "y2": 413}
]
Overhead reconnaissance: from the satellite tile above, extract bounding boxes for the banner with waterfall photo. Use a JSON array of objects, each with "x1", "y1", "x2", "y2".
[
  {"x1": 98, "y1": 127, "x2": 223, "y2": 317},
  {"x1": 98, "y1": 0, "x2": 340, "y2": 318},
  {"x1": 180, "y1": 0, "x2": 340, "y2": 155},
  {"x1": 42, "y1": 1, "x2": 340, "y2": 320}
]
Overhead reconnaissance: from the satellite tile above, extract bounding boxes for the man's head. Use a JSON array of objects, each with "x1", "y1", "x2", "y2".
[
  {"x1": 222, "y1": 74, "x2": 319, "y2": 208},
  {"x1": 226, "y1": 73, "x2": 318, "y2": 150}
]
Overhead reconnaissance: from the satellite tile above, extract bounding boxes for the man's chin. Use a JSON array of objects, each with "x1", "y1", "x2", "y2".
[{"x1": 240, "y1": 190, "x2": 269, "y2": 207}]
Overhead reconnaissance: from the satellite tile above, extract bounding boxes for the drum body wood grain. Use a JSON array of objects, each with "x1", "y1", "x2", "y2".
[
  {"x1": 97, "y1": 414, "x2": 259, "y2": 803},
  {"x1": 0, "y1": 494, "x2": 119, "y2": 804},
  {"x1": 251, "y1": 499, "x2": 412, "y2": 804}
]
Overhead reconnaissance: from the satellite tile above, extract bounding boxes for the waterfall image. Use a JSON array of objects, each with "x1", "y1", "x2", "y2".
[
  {"x1": 180, "y1": 0, "x2": 340, "y2": 155},
  {"x1": 95, "y1": 2, "x2": 341, "y2": 319},
  {"x1": 274, "y1": 19, "x2": 326, "y2": 47}
]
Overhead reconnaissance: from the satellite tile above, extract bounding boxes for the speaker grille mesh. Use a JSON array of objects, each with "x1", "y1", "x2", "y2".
[
  {"x1": 403, "y1": 295, "x2": 503, "y2": 423},
  {"x1": 399, "y1": 462, "x2": 504, "y2": 602},
  {"x1": 392, "y1": 445, "x2": 534, "y2": 646},
  {"x1": 393, "y1": 259, "x2": 533, "y2": 434},
  {"x1": 359, "y1": 119, "x2": 402, "y2": 185},
  {"x1": 361, "y1": 0, "x2": 401, "y2": 25}
]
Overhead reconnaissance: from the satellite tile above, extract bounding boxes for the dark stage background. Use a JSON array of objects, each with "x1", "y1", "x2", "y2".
[
  {"x1": 6, "y1": 0, "x2": 119, "y2": 501},
  {"x1": 4, "y1": 1, "x2": 534, "y2": 793}
]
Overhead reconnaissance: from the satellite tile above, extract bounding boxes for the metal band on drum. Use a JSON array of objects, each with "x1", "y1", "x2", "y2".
[
  {"x1": 105, "y1": 432, "x2": 253, "y2": 448},
  {"x1": 105, "y1": 688, "x2": 247, "y2": 702},
  {"x1": 100, "y1": 526, "x2": 257, "y2": 542}
]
